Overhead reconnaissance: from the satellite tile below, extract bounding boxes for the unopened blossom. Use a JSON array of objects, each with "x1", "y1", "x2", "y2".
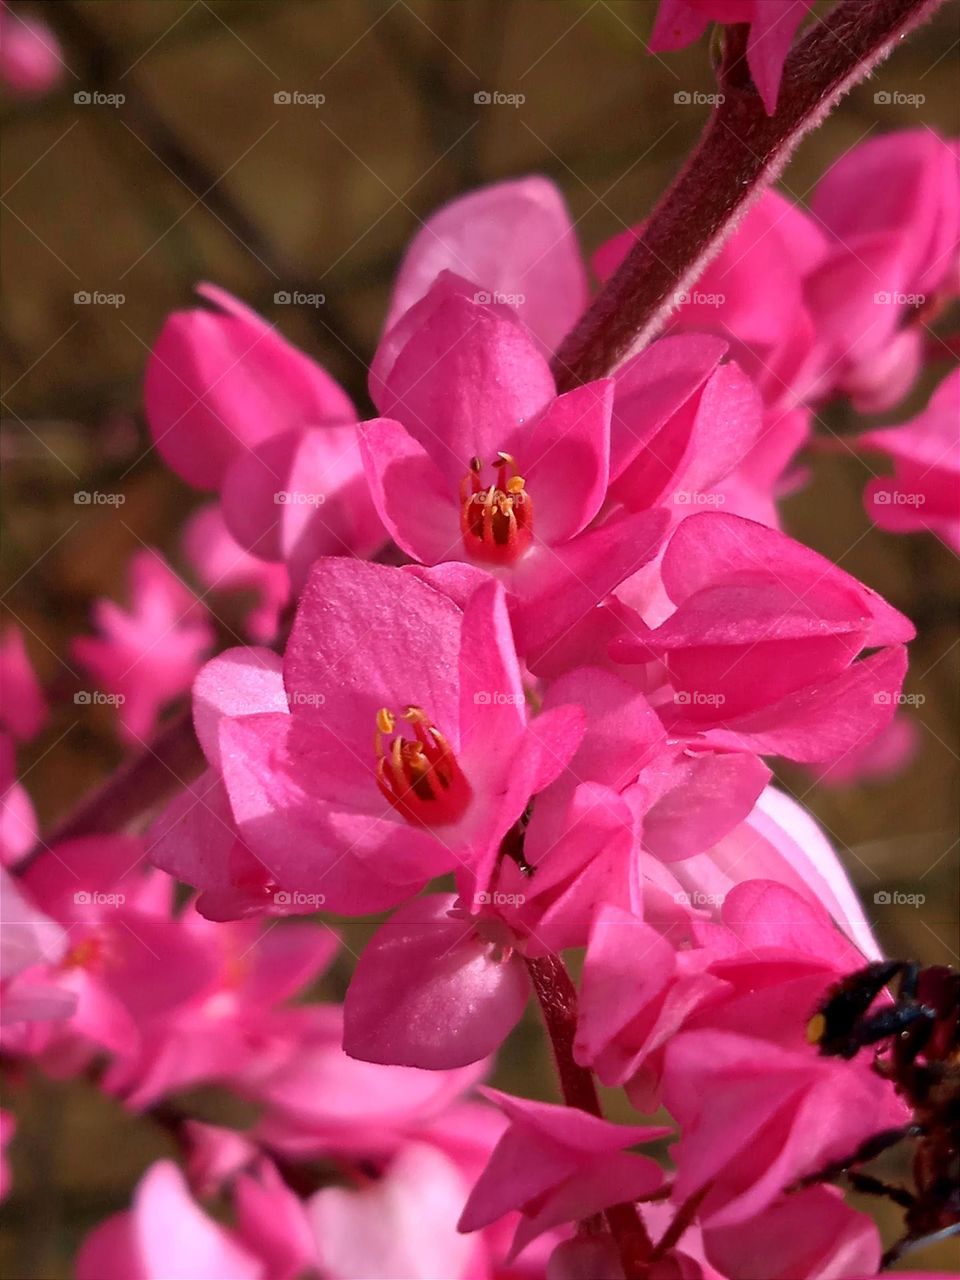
[
  {"x1": 855, "y1": 369, "x2": 960, "y2": 552},
  {"x1": 145, "y1": 284, "x2": 383, "y2": 585},
  {"x1": 71, "y1": 548, "x2": 214, "y2": 744}
]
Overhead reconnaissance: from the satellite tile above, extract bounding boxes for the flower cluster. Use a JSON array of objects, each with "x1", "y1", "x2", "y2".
[{"x1": 3, "y1": 38, "x2": 958, "y2": 1272}]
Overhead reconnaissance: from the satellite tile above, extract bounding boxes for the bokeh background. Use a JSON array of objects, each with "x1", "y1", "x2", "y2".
[{"x1": 2, "y1": 1, "x2": 958, "y2": 1275}]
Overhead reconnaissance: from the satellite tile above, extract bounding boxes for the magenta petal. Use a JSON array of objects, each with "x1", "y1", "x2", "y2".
[
  {"x1": 512, "y1": 508, "x2": 670, "y2": 667},
  {"x1": 746, "y1": 0, "x2": 812, "y2": 114},
  {"x1": 358, "y1": 416, "x2": 459, "y2": 563},
  {"x1": 526, "y1": 381, "x2": 613, "y2": 543},
  {"x1": 193, "y1": 646, "x2": 286, "y2": 769},
  {"x1": 385, "y1": 177, "x2": 588, "y2": 356},
  {"x1": 284, "y1": 559, "x2": 464, "y2": 752},
  {"x1": 375, "y1": 290, "x2": 556, "y2": 484},
  {"x1": 641, "y1": 752, "x2": 771, "y2": 862},
  {"x1": 343, "y1": 895, "x2": 529, "y2": 1069},
  {"x1": 144, "y1": 284, "x2": 353, "y2": 491}
]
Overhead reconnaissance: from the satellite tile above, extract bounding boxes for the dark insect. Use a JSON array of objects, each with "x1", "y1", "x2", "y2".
[{"x1": 802, "y1": 960, "x2": 960, "y2": 1267}]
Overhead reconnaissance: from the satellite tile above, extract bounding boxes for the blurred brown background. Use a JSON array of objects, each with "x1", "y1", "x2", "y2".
[{"x1": 2, "y1": 1, "x2": 958, "y2": 1275}]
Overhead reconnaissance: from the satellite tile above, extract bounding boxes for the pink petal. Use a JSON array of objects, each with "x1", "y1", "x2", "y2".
[
  {"x1": 358, "y1": 416, "x2": 459, "y2": 563},
  {"x1": 343, "y1": 895, "x2": 529, "y2": 1069},
  {"x1": 385, "y1": 177, "x2": 588, "y2": 356},
  {"x1": 193, "y1": 646, "x2": 286, "y2": 769},
  {"x1": 525, "y1": 381, "x2": 613, "y2": 543}
]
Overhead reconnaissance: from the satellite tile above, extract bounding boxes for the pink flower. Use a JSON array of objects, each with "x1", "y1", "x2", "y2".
[
  {"x1": 0, "y1": 1110, "x2": 13, "y2": 1201},
  {"x1": 361, "y1": 278, "x2": 669, "y2": 663},
  {"x1": 0, "y1": 625, "x2": 47, "y2": 742},
  {"x1": 650, "y1": 0, "x2": 815, "y2": 113},
  {"x1": 806, "y1": 130, "x2": 960, "y2": 411},
  {"x1": 663, "y1": 1026, "x2": 908, "y2": 1227},
  {"x1": 575, "y1": 879, "x2": 879, "y2": 1109},
  {"x1": 4, "y1": 837, "x2": 220, "y2": 1067},
  {"x1": 71, "y1": 548, "x2": 214, "y2": 744},
  {"x1": 145, "y1": 284, "x2": 383, "y2": 583},
  {"x1": 173, "y1": 559, "x2": 584, "y2": 916},
  {"x1": 856, "y1": 369, "x2": 960, "y2": 552},
  {"x1": 181, "y1": 503, "x2": 290, "y2": 644},
  {"x1": 458, "y1": 1089, "x2": 667, "y2": 1259},
  {"x1": 0, "y1": 3, "x2": 63, "y2": 98},
  {"x1": 76, "y1": 1160, "x2": 265, "y2": 1280},
  {"x1": 613, "y1": 511, "x2": 914, "y2": 763}
]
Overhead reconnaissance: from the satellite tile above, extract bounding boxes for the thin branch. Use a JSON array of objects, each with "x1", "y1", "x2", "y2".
[{"x1": 552, "y1": 0, "x2": 945, "y2": 390}]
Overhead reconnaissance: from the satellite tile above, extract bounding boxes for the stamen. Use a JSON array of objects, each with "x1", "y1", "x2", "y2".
[
  {"x1": 460, "y1": 450, "x2": 533, "y2": 565},
  {"x1": 374, "y1": 704, "x2": 472, "y2": 826}
]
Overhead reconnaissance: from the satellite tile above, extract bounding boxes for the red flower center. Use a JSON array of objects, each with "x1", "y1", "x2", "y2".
[
  {"x1": 459, "y1": 451, "x2": 533, "y2": 565},
  {"x1": 374, "y1": 705, "x2": 472, "y2": 827}
]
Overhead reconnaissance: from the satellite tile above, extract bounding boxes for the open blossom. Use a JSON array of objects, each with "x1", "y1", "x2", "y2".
[
  {"x1": 650, "y1": 0, "x2": 814, "y2": 113},
  {"x1": 153, "y1": 558, "x2": 584, "y2": 915},
  {"x1": 362, "y1": 275, "x2": 669, "y2": 663},
  {"x1": 855, "y1": 369, "x2": 960, "y2": 552},
  {"x1": 71, "y1": 548, "x2": 214, "y2": 744},
  {"x1": 145, "y1": 284, "x2": 383, "y2": 585}
]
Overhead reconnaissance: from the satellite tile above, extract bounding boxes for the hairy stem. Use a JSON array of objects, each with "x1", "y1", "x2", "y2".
[
  {"x1": 552, "y1": 0, "x2": 944, "y2": 390},
  {"x1": 525, "y1": 954, "x2": 653, "y2": 1276}
]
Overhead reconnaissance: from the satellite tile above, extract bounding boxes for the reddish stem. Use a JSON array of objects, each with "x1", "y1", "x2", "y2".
[
  {"x1": 552, "y1": 0, "x2": 944, "y2": 390},
  {"x1": 525, "y1": 954, "x2": 653, "y2": 1276}
]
